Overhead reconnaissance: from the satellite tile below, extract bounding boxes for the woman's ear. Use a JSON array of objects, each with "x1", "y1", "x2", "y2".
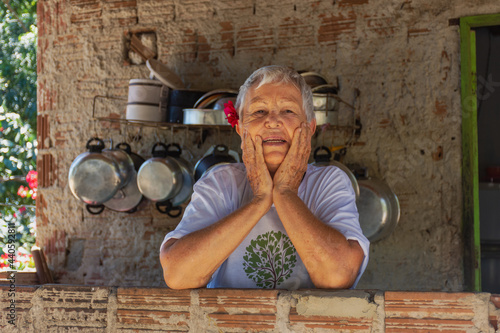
[
  {"x1": 309, "y1": 118, "x2": 317, "y2": 134},
  {"x1": 235, "y1": 123, "x2": 241, "y2": 137}
]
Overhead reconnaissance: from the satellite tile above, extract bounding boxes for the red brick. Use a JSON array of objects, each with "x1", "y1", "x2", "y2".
[
  {"x1": 198, "y1": 289, "x2": 278, "y2": 331},
  {"x1": 386, "y1": 317, "x2": 475, "y2": 332},
  {"x1": 107, "y1": 0, "x2": 137, "y2": 10},
  {"x1": 289, "y1": 306, "x2": 373, "y2": 331},
  {"x1": 318, "y1": 13, "x2": 356, "y2": 44},
  {"x1": 385, "y1": 291, "x2": 480, "y2": 332},
  {"x1": 38, "y1": 154, "x2": 55, "y2": 187},
  {"x1": 408, "y1": 28, "x2": 432, "y2": 38},
  {"x1": 117, "y1": 288, "x2": 190, "y2": 330}
]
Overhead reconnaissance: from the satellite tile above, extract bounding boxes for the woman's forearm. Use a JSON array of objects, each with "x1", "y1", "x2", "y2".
[
  {"x1": 160, "y1": 198, "x2": 270, "y2": 289},
  {"x1": 273, "y1": 190, "x2": 364, "y2": 289}
]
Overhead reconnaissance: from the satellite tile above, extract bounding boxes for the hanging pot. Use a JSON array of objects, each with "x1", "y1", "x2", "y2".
[
  {"x1": 164, "y1": 143, "x2": 194, "y2": 207},
  {"x1": 137, "y1": 143, "x2": 183, "y2": 202},
  {"x1": 115, "y1": 142, "x2": 145, "y2": 171},
  {"x1": 312, "y1": 146, "x2": 360, "y2": 198},
  {"x1": 68, "y1": 138, "x2": 134, "y2": 206},
  {"x1": 356, "y1": 178, "x2": 400, "y2": 242},
  {"x1": 102, "y1": 146, "x2": 135, "y2": 187},
  {"x1": 193, "y1": 144, "x2": 238, "y2": 181},
  {"x1": 101, "y1": 143, "x2": 146, "y2": 214}
]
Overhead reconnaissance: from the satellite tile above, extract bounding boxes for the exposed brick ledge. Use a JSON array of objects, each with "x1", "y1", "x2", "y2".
[{"x1": 0, "y1": 285, "x2": 498, "y2": 332}]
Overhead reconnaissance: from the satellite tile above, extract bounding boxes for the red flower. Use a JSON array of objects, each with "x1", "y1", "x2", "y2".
[
  {"x1": 223, "y1": 100, "x2": 239, "y2": 128},
  {"x1": 32, "y1": 188, "x2": 37, "y2": 200},
  {"x1": 17, "y1": 185, "x2": 28, "y2": 198},
  {"x1": 26, "y1": 170, "x2": 38, "y2": 189}
]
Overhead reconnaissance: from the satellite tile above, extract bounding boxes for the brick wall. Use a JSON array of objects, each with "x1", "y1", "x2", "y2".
[
  {"x1": 1, "y1": 285, "x2": 499, "y2": 332},
  {"x1": 36, "y1": 0, "x2": 500, "y2": 289}
]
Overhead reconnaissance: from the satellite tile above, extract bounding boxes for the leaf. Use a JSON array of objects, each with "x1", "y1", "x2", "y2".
[{"x1": 3, "y1": 158, "x2": 15, "y2": 171}]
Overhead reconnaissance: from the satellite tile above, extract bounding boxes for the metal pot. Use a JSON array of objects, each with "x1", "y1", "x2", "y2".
[
  {"x1": 164, "y1": 143, "x2": 194, "y2": 207},
  {"x1": 183, "y1": 108, "x2": 227, "y2": 125},
  {"x1": 68, "y1": 138, "x2": 134, "y2": 206},
  {"x1": 167, "y1": 89, "x2": 206, "y2": 123},
  {"x1": 311, "y1": 85, "x2": 339, "y2": 112},
  {"x1": 137, "y1": 143, "x2": 183, "y2": 202},
  {"x1": 193, "y1": 89, "x2": 238, "y2": 109},
  {"x1": 102, "y1": 146, "x2": 135, "y2": 187},
  {"x1": 101, "y1": 143, "x2": 145, "y2": 214},
  {"x1": 314, "y1": 110, "x2": 339, "y2": 126},
  {"x1": 103, "y1": 173, "x2": 143, "y2": 213},
  {"x1": 312, "y1": 146, "x2": 360, "y2": 198},
  {"x1": 115, "y1": 142, "x2": 145, "y2": 171},
  {"x1": 194, "y1": 144, "x2": 238, "y2": 181},
  {"x1": 299, "y1": 71, "x2": 329, "y2": 88},
  {"x1": 356, "y1": 178, "x2": 400, "y2": 242}
]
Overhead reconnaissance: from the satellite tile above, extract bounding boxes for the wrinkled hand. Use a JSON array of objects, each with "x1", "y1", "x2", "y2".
[
  {"x1": 273, "y1": 123, "x2": 312, "y2": 195},
  {"x1": 241, "y1": 129, "x2": 273, "y2": 208}
]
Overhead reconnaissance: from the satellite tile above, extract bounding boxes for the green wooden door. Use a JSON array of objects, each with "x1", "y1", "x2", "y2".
[{"x1": 460, "y1": 13, "x2": 500, "y2": 291}]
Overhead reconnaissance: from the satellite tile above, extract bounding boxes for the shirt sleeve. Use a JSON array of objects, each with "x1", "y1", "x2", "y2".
[{"x1": 303, "y1": 165, "x2": 370, "y2": 288}]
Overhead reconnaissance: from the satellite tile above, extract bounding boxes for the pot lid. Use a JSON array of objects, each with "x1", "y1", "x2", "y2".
[
  {"x1": 146, "y1": 59, "x2": 185, "y2": 90},
  {"x1": 103, "y1": 173, "x2": 143, "y2": 212}
]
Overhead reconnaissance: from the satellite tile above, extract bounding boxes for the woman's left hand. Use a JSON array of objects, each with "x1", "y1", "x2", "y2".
[{"x1": 273, "y1": 122, "x2": 312, "y2": 195}]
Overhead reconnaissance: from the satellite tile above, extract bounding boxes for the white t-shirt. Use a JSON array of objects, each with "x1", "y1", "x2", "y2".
[{"x1": 161, "y1": 163, "x2": 370, "y2": 290}]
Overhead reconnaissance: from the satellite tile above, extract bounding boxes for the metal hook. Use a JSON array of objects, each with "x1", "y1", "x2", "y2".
[
  {"x1": 133, "y1": 126, "x2": 142, "y2": 143},
  {"x1": 154, "y1": 126, "x2": 160, "y2": 143},
  {"x1": 123, "y1": 122, "x2": 128, "y2": 141},
  {"x1": 93, "y1": 119, "x2": 98, "y2": 137}
]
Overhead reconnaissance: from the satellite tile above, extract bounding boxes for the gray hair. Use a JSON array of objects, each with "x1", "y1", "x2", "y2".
[{"x1": 235, "y1": 65, "x2": 315, "y2": 122}]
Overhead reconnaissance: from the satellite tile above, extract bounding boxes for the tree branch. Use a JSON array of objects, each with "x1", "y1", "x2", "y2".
[{"x1": 1, "y1": 0, "x2": 29, "y2": 33}]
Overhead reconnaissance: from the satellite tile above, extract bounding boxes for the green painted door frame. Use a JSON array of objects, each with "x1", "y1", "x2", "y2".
[{"x1": 460, "y1": 13, "x2": 500, "y2": 291}]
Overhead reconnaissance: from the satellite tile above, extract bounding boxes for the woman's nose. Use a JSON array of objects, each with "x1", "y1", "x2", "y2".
[{"x1": 265, "y1": 112, "x2": 282, "y2": 127}]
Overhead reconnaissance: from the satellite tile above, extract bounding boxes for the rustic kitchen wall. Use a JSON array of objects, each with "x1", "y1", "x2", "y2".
[{"x1": 36, "y1": 0, "x2": 500, "y2": 290}]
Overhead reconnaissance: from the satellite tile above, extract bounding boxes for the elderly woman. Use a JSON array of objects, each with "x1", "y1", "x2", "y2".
[{"x1": 160, "y1": 65, "x2": 369, "y2": 290}]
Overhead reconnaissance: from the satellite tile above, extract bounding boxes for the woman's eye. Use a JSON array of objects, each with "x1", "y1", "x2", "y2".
[{"x1": 285, "y1": 109, "x2": 294, "y2": 114}]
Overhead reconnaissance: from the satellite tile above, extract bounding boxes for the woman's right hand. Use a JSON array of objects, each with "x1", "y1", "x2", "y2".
[{"x1": 241, "y1": 130, "x2": 273, "y2": 209}]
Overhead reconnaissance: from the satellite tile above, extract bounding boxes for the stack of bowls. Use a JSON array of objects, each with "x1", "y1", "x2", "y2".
[{"x1": 126, "y1": 79, "x2": 168, "y2": 122}]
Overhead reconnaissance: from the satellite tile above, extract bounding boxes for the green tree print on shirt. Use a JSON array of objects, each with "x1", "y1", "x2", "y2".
[{"x1": 242, "y1": 231, "x2": 297, "y2": 288}]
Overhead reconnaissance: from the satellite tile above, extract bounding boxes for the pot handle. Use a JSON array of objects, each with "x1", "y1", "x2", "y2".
[
  {"x1": 86, "y1": 138, "x2": 105, "y2": 153},
  {"x1": 313, "y1": 146, "x2": 332, "y2": 163},
  {"x1": 156, "y1": 201, "x2": 183, "y2": 218},
  {"x1": 166, "y1": 143, "x2": 182, "y2": 158},
  {"x1": 86, "y1": 204, "x2": 105, "y2": 215},
  {"x1": 151, "y1": 142, "x2": 168, "y2": 158},
  {"x1": 116, "y1": 142, "x2": 132, "y2": 154},
  {"x1": 333, "y1": 148, "x2": 347, "y2": 162},
  {"x1": 213, "y1": 144, "x2": 229, "y2": 156}
]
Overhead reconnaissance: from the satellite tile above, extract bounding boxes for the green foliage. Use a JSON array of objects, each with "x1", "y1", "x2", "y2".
[
  {"x1": 0, "y1": 1, "x2": 37, "y2": 267},
  {"x1": 0, "y1": 1, "x2": 37, "y2": 129},
  {"x1": 243, "y1": 231, "x2": 297, "y2": 288}
]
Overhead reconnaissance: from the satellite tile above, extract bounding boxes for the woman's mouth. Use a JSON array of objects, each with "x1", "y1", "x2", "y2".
[{"x1": 262, "y1": 137, "x2": 287, "y2": 145}]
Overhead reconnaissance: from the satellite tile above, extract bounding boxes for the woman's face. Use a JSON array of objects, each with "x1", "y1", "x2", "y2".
[{"x1": 236, "y1": 82, "x2": 316, "y2": 171}]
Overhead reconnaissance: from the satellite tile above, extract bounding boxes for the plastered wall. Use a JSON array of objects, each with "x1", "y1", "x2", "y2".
[{"x1": 36, "y1": 0, "x2": 500, "y2": 290}]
